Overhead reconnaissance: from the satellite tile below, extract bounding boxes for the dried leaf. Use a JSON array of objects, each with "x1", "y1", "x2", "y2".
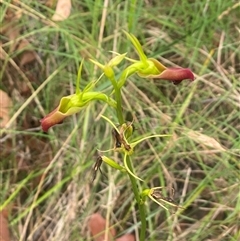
[
  {"x1": 88, "y1": 213, "x2": 135, "y2": 241},
  {"x1": 116, "y1": 234, "x2": 135, "y2": 241},
  {"x1": 52, "y1": 0, "x2": 72, "y2": 21},
  {"x1": 186, "y1": 130, "x2": 226, "y2": 151},
  {"x1": 0, "y1": 90, "x2": 12, "y2": 128},
  {"x1": 88, "y1": 213, "x2": 115, "y2": 241},
  {"x1": 0, "y1": 209, "x2": 10, "y2": 241},
  {"x1": 18, "y1": 39, "x2": 36, "y2": 66},
  {"x1": 45, "y1": 0, "x2": 55, "y2": 7}
]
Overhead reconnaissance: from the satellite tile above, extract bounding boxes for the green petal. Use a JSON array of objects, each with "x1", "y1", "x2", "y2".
[
  {"x1": 89, "y1": 58, "x2": 105, "y2": 69},
  {"x1": 102, "y1": 156, "x2": 126, "y2": 172},
  {"x1": 108, "y1": 53, "x2": 127, "y2": 67},
  {"x1": 76, "y1": 59, "x2": 84, "y2": 94},
  {"x1": 123, "y1": 153, "x2": 144, "y2": 182},
  {"x1": 123, "y1": 31, "x2": 147, "y2": 64},
  {"x1": 131, "y1": 134, "x2": 171, "y2": 148}
]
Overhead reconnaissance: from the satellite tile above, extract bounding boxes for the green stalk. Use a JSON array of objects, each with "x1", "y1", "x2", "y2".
[
  {"x1": 126, "y1": 156, "x2": 146, "y2": 241},
  {"x1": 108, "y1": 75, "x2": 124, "y2": 124},
  {"x1": 114, "y1": 88, "x2": 124, "y2": 124},
  {"x1": 113, "y1": 83, "x2": 146, "y2": 241}
]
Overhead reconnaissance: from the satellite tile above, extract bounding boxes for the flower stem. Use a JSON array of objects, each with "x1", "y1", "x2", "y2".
[
  {"x1": 115, "y1": 88, "x2": 124, "y2": 124},
  {"x1": 125, "y1": 155, "x2": 146, "y2": 241},
  {"x1": 108, "y1": 76, "x2": 124, "y2": 124},
  {"x1": 114, "y1": 86, "x2": 146, "y2": 241}
]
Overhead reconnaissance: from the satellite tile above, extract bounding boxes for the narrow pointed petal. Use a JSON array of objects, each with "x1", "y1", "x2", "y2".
[{"x1": 123, "y1": 31, "x2": 148, "y2": 63}]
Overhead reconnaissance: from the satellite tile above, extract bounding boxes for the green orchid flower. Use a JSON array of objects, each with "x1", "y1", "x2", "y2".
[
  {"x1": 40, "y1": 92, "x2": 116, "y2": 132},
  {"x1": 40, "y1": 61, "x2": 116, "y2": 132},
  {"x1": 141, "y1": 187, "x2": 184, "y2": 211},
  {"x1": 118, "y1": 31, "x2": 194, "y2": 88},
  {"x1": 100, "y1": 115, "x2": 170, "y2": 181}
]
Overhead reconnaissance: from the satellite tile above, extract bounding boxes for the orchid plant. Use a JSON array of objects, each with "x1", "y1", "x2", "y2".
[{"x1": 40, "y1": 31, "x2": 194, "y2": 241}]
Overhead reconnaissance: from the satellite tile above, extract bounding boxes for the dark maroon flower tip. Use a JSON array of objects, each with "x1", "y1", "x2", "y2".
[
  {"x1": 154, "y1": 67, "x2": 195, "y2": 84},
  {"x1": 40, "y1": 108, "x2": 67, "y2": 132}
]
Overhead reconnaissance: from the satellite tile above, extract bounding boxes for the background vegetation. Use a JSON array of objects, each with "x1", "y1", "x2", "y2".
[{"x1": 0, "y1": 0, "x2": 239, "y2": 240}]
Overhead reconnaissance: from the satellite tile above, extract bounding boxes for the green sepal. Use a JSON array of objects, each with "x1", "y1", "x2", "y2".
[
  {"x1": 108, "y1": 52, "x2": 127, "y2": 67},
  {"x1": 102, "y1": 156, "x2": 126, "y2": 172},
  {"x1": 123, "y1": 153, "x2": 143, "y2": 182},
  {"x1": 123, "y1": 30, "x2": 147, "y2": 64}
]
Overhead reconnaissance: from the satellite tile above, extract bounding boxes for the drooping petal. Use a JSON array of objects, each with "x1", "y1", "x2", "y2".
[
  {"x1": 40, "y1": 94, "x2": 83, "y2": 132},
  {"x1": 155, "y1": 67, "x2": 194, "y2": 84},
  {"x1": 40, "y1": 92, "x2": 116, "y2": 132},
  {"x1": 40, "y1": 105, "x2": 83, "y2": 132},
  {"x1": 145, "y1": 67, "x2": 194, "y2": 84},
  {"x1": 40, "y1": 107, "x2": 67, "y2": 132}
]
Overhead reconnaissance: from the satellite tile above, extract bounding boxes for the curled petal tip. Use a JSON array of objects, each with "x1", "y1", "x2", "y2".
[
  {"x1": 40, "y1": 94, "x2": 85, "y2": 132},
  {"x1": 40, "y1": 118, "x2": 49, "y2": 132},
  {"x1": 138, "y1": 58, "x2": 195, "y2": 85},
  {"x1": 40, "y1": 91, "x2": 115, "y2": 132},
  {"x1": 40, "y1": 108, "x2": 67, "y2": 132},
  {"x1": 155, "y1": 67, "x2": 195, "y2": 84}
]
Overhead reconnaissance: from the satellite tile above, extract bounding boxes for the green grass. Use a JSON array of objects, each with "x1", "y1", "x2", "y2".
[{"x1": 1, "y1": 0, "x2": 239, "y2": 240}]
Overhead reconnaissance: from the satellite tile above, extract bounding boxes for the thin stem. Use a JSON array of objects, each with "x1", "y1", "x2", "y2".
[
  {"x1": 117, "y1": 65, "x2": 137, "y2": 89},
  {"x1": 115, "y1": 88, "x2": 124, "y2": 124},
  {"x1": 113, "y1": 83, "x2": 146, "y2": 240},
  {"x1": 76, "y1": 60, "x2": 84, "y2": 94},
  {"x1": 108, "y1": 75, "x2": 124, "y2": 124},
  {"x1": 126, "y1": 156, "x2": 146, "y2": 241}
]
